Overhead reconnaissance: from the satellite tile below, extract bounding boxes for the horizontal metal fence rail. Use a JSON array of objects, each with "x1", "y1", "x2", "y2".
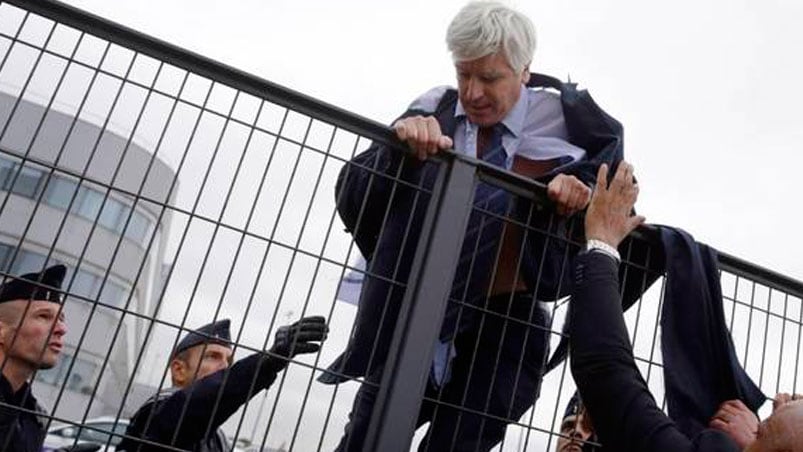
[{"x1": 0, "y1": 1, "x2": 798, "y2": 452}]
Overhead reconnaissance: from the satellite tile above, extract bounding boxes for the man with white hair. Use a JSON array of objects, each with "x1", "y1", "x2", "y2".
[{"x1": 321, "y1": 2, "x2": 624, "y2": 450}]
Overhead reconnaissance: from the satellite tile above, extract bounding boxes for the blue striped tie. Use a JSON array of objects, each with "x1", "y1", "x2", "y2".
[{"x1": 474, "y1": 125, "x2": 507, "y2": 209}]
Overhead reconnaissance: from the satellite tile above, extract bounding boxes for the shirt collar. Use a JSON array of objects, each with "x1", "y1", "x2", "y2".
[{"x1": 454, "y1": 84, "x2": 527, "y2": 138}]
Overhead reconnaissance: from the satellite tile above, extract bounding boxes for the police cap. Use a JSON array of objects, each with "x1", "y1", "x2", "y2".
[
  {"x1": 173, "y1": 318, "x2": 232, "y2": 357},
  {"x1": 0, "y1": 264, "x2": 66, "y2": 304}
]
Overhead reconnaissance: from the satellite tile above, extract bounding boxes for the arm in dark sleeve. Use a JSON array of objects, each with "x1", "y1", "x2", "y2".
[
  {"x1": 134, "y1": 353, "x2": 282, "y2": 450},
  {"x1": 335, "y1": 107, "x2": 434, "y2": 260},
  {"x1": 335, "y1": 139, "x2": 401, "y2": 259},
  {"x1": 570, "y1": 252, "x2": 696, "y2": 452}
]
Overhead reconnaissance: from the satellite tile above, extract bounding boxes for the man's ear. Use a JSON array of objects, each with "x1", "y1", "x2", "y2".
[
  {"x1": 0, "y1": 321, "x2": 11, "y2": 348},
  {"x1": 520, "y1": 65, "x2": 530, "y2": 84},
  {"x1": 170, "y1": 358, "x2": 186, "y2": 386}
]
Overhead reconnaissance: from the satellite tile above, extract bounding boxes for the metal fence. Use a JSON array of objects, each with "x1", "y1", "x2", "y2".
[{"x1": 0, "y1": 1, "x2": 800, "y2": 451}]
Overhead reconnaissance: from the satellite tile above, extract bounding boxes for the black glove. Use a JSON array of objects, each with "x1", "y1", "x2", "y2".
[{"x1": 269, "y1": 316, "x2": 328, "y2": 361}]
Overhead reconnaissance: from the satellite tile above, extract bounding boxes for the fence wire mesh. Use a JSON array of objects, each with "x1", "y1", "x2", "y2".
[{"x1": 0, "y1": 2, "x2": 799, "y2": 452}]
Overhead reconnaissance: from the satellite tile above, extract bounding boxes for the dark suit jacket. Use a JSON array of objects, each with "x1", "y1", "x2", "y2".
[
  {"x1": 659, "y1": 227, "x2": 764, "y2": 437},
  {"x1": 320, "y1": 74, "x2": 624, "y2": 384},
  {"x1": 0, "y1": 376, "x2": 45, "y2": 452}
]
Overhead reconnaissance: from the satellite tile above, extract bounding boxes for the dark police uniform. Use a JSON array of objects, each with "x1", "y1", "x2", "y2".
[
  {"x1": 0, "y1": 265, "x2": 67, "y2": 452},
  {"x1": 121, "y1": 387, "x2": 229, "y2": 452},
  {"x1": 118, "y1": 319, "x2": 235, "y2": 452},
  {"x1": 0, "y1": 377, "x2": 47, "y2": 452},
  {"x1": 118, "y1": 317, "x2": 327, "y2": 452}
]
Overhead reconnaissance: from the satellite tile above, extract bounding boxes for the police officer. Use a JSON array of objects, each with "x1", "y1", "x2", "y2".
[
  {"x1": 118, "y1": 316, "x2": 327, "y2": 452},
  {"x1": 556, "y1": 392, "x2": 599, "y2": 452},
  {"x1": 0, "y1": 265, "x2": 68, "y2": 452}
]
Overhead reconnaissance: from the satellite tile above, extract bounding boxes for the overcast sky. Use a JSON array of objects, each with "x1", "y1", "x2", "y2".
[
  {"x1": 60, "y1": 0, "x2": 803, "y2": 282},
  {"x1": 36, "y1": 0, "x2": 803, "y2": 450}
]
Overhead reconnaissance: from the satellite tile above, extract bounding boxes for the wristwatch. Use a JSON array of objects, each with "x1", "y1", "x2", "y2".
[{"x1": 585, "y1": 238, "x2": 620, "y2": 263}]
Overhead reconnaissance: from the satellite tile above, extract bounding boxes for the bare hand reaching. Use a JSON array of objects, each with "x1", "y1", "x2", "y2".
[{"x1": 584, "y1": 162, "x2": 645, "y2": 248}]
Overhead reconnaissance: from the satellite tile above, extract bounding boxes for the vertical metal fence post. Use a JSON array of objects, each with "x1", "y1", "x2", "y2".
[{"x1": 362, "y1": 155, "x2": 477, "y2": 452}]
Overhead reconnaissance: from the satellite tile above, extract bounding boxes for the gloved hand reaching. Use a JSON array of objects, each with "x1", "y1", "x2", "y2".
[{"x1": 268, "y1": 315, "x2": 328, "y2": 364}]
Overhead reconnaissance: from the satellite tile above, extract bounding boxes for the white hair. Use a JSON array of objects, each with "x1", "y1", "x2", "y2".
[{"x1": 446, "y1": 1, "x2": 536, "y2": 72}]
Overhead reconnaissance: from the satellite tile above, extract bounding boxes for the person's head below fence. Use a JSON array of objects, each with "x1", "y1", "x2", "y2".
[
  {"x1": 557, "y1": 391, "x2": 599, "y2": 452},
  {"x1": 553, "y1": 391, "x2": 798, "y2": 451},
  {"x1": 743, "y1": 394, "x2": 803, "y2": 452},
  {"x1": 169, "y1": 318, "x2": 233, "y2": 388},
  {"x1": 0, "y1": 264, "x2": 67, "y2": 391}
]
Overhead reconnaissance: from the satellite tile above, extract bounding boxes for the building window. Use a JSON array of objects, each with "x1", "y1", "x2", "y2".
[
  {"x1": 0, "y1": 158, "x2": 15, "y2": 190},
  {"x1": 0, "y1": 242, "x2": 12, "y2": 271},
  {"x1": 100, "y1": 281, "x2": 128, "y2": 307},
  {"x1": 0, "y1": 154, "x2": 155, "y2": 244},
  {"x1": 72, "y1": 185, "x2": 103, "y2": 220},
  {"x1": 127, "y1": 211, "x2": 152, "y2": 243},
  {"x1": 71, "y1": 270, "x2": 100, "y2": 300},
  {"x1": 99, "y1": 198, "x2": 130, "y2": 234},
  {"x1": 44, "y1": 177, "x2": 79, "y2": 210},
  {"x1": 0, "y1": 159, "x2": 46, "y2": 198},
  {"x1": 10, "y1": 166, "x2": 44, "y2": 198},
  {"x1": 9, "y1": 249, "x2": 46, "y2": 276}
]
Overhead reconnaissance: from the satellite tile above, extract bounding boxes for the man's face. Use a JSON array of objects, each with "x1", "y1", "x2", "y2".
[
  {"x1": 172, "y1": 343, "x2": 233, "y2": 387},
  {"x1": 557, "y1": 407, "x2": 595, "y2": 452},
  {"x1": 455, "y1": 52, "x2": 528, "y2": 127},
  {"x1": 0, "y1": 300, "x2": 67, "y2": 371},
  {"x1": 744, "y1": 400, "x2": 803, "y2": 452}
]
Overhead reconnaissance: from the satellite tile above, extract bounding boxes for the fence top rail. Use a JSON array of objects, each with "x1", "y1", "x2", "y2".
[
  {"x1": 4, "y1": 0, "x2": 399, "y2": 146},
  {"x1": 718, "y1": 251, "x2": 803, "y2": 298},
  {"x1": 6, "y1": 0, "x2": 802, "y2": 300}
]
